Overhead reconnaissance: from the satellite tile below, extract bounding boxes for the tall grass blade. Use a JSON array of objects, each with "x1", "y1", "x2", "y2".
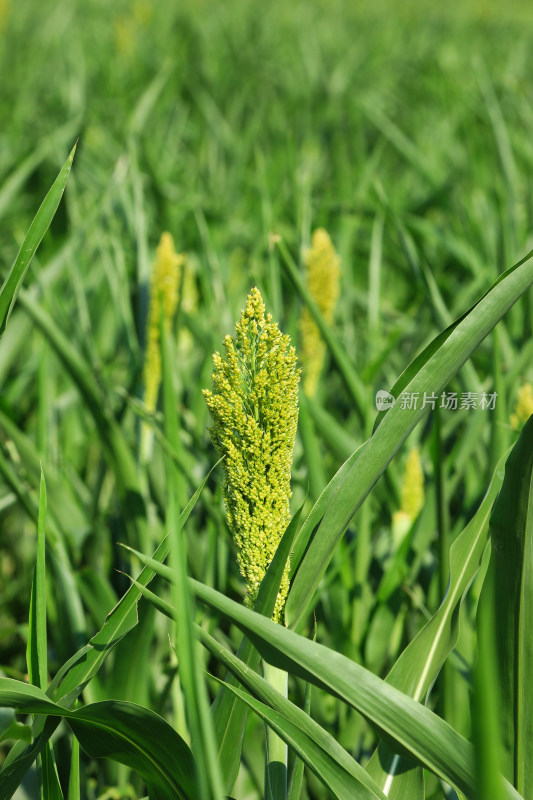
[
  {"x1": 26, "y1": 470, "x2": 48, "y2": 690},
  {"x1": 286, "y1": 249, "x2": 533, "y2": 629},
  {"x1": 287, "y1": 678, "x2": 311, "y2": 800},
  {"x1": 50, "y1": 471, "x2": 213, "y2": 703},
  {"x1": 188, "y1": 578, "x2": 523, "y2": 799},
  {"x1": 0, "y1": 144, "x2": 76, "y2": 338},
  {"x1": 130, "y1": 574, "x2": 388, "y2": 800},
  {"x1": 0, "y1": 474, "x2": 214, "y2": 794},
  {"x1": 211, "y1": 677, "x2": 386, "y2": 800},
  {"x1": 41, "y1": 742, "x2": 64, "y2": 800},
  {"x1": 365, "y1": 450, "x2": 507, "y2": 797},
  {"x1": 125, "y1": 505, "x2": 303, "y2": 795},
  {"x1": 197, "y1": 626, "x2": 387, "y2": 800},
  {"x1": 161, "y1": 322, "x2": 224, "y2": 800},
  {"x1": 126, "y1": 562, "x2": 522, "y2": 799},
  {"x1": 479, "y1": 414, "x2": 533, "y2": 796},
  {"x1": 0, "y1": 680, "x2": 196, "y2": 800},
  {"x1": 472, "y1": 566, "x2": 505, "y2": 800},
  {"x1": 67, "y1": 731, "x2": 80, "y2": 800}
]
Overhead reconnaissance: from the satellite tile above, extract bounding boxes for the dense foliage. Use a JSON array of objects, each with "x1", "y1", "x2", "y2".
[{"x1": 1, "y1": 1, "x2": 532, "y2": 798}]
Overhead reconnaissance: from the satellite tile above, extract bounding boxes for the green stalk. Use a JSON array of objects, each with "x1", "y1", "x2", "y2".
[
  {"x1": 432, "y1": 406, "x2": 452, "y2": 726},
  {"x1": 264, "y1": 661, "x2": 288, "y2": 800},
  {"x1": 433, "y1": 406, "x2": 449, "y2": 605},
  {"x1": 490, "y1": 327, "x2": 507, "y2": 473}
]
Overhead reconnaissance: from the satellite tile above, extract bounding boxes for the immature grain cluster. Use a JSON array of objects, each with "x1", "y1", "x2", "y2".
[
  {"x1": 510, "y1": 383, "x2": 533, "y2": 430},
  {"x1": 392, "y1": 447, "x2": 424, "y2": 544},
  {"x1": 203, "y1": 288, "x2": 299, "y2": 621},
  {"x1": 140, "y1": 232, "x2": 185, "y2": 462},
  {"x1": 299, "y1": 228, "x2": 341, "y2": 398},
  {"x1": 143, "y1": 232, "x2": 185, "y2": 415}
]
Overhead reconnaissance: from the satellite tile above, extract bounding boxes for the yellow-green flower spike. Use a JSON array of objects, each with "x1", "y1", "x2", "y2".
[
  {"x1": 0, "y1": 0, "x2": 11, "y2": 33},
  {"x1": 143, "y1": 232, "x2": 185, "y2": 415},
  {"x1": 510, "y1": 383, "x2": 533, "y2": 430},
  {"x1": 299, "y1": 228, "x2": 341, "y2": 398},
  {"x1": 392, "y1": 447, "x2": 424, "y2": 544},
  {"x1": 203, "y1": 288, "x2": 300, "y2": 622},
  {"x1": 141, "y1": 233, "x2": 185, "y2": 463}
]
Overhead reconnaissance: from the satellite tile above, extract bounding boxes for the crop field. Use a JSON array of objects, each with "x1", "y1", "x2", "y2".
[{"x1": 1, "y1": 1, "x2": 533, "y2": 799}]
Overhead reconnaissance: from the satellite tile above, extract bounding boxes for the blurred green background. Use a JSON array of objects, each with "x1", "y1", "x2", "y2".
[{"x1": 1, "y1": 1, "x2": 533, "y2": 797}]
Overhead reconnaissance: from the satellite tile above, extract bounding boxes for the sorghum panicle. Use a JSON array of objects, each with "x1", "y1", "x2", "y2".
[
  {"x1": 299, "y1": 228, "x2": 341, "y2": 398},
  {"x1": 510, "y1": 383, "x2": 533, "y2": 430},
  {"x1": 143, "y1": 232, "x2": 185, "y2": 414},
  {"x1": 203, "y1": 288, "x2": 300, "y2": 622},
  {"x1": 392, "y1": 447, "x2": 424, "y2": 543}
]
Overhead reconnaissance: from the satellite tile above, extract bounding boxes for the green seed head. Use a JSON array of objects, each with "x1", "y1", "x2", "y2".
[
  {"x1": 392, "y1": 447, "x2": 424, "y2": 544},
  {"x1": 143, "y1": 232, "x2": 185, "y2": 413},
  {"x1": 510, "y1": 382, "x2": 533, "y2": 430},
  {"x1": 203, "y1": 287, "x2": 300, "y2": 622},
  {"x1": 299, "y1": 228, "x2": 341, "y2": 398}
]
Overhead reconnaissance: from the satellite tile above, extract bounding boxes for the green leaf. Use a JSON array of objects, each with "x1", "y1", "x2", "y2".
[
  {"x1": 365, "y1": 449, "x2": 507, "y2": 797},
  {"x1": 0, "y1": 710, "x2": 31, "y2": 745},
  {"x1": 211, "y1": 678, "x2": 384, "y2": 800},
  {"x1": 0, "y1": 472, "x2": 214, "y2": 795},
  {"x1": 480, "y1": 414, "x2": 533, "y2": 796},
  {"x1": 124, "y1": 503, "x2": 304, "y2": 795},
  {"x1": 0, "y1": 144, "x2": 76, "y2": 338},
  {"x1": 67, "y1": 729, "x2": 80, "y2": 800},
  {"x1": 289, "y1": 446, "x2": 363, "y2": 583},
  {"x1": 0, "y1": 718, "x2": 60, "y2": 799},
  {"x1": 0, "y1": 407, "x2": 90, "y2": 544},
  {"x1": 41, "y1": 741, "x2": 64, "y2": 800},
  {"x1": 197, "y1": 626, "x2": 387, "y2": 800},
  {"x1": 17, "y1": 291, "x2": 142, "y2": 514},
  {"x1": 286, "y1": 247, "x2": 533, "y2": 629},
  {"x1": 50, "y1": 467, "x2": 214, "y2": 703},
  {"x1": 69, "y1": 702, "x2": 195, "y2": 800},
  {"x1": 0, "y1": 679, "x2": 196, "y2": 800},
  {"x1": 26, "y1": 470, "x2": 48, "y2": 690},
  {"x1": 187, "y1": 579, "x2": 522, "y2": 800},
  {"x1": 471, "y1": 565, "x2": 506, "y2": 800},
  {"x1": 126, "y1": 570, "x2": 522, "y2": 800},
  {"x1": 161, "y1": 320, "x2": 224, "y2": 800},
  {"x1": 287, "y1": 678, "x2": 311, "y2": 800}
]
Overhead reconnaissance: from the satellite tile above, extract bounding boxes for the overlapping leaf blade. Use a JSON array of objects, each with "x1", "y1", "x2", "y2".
[
  {"x1": 479, "y1": 414, "x2": 533, "y2": 796},
  {"x1": 0, "y1": 679, "x2": 196, "y2": 800},
  {"x1": 365, "y1": 449, "x2": 508, "y2": 797},
  {"x1": 0, "y1": 144, "x2": 76, "y2": 338},
  {"x1": 286, "y1": 249, "x2": 533, "y2": 628}
]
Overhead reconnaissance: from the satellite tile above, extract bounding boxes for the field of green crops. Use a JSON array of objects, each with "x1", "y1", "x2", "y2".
[{"x1": 1, "y1": 1, "x2": 533, "y2": 798}]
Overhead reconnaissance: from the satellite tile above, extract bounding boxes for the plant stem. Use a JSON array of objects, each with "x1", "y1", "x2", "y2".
[{"x1": 263, "y1": 661, "x2": 288, "y2": 800}]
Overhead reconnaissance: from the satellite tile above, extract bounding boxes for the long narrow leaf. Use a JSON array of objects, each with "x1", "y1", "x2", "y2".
[
  {"x1": 26, "y1": 471, "x2": 48, "y2": 690},
  {"x1": 0, "y1": 471, "x2": 215, "y2": 794},
  {"x1": 121, "y1": 562, "x2": 521, "y2": 799},
  {"x1": 286, "y1": 248, "x2": 533, "y2": 628},
  {"x1": 0, "y1": 144, "x2": 76, "y2": 337},
  {"x1": 197, "y1": 627, "x2": 387, "y2": 800},
  {"x1": 161, "y1": 321, "x2": 224, "y2": 800},
  {"x1": 0, "y1": 679, "x2": 196, "y2": 800},
  {"x1": 480, "y1": 414, "x2": 533, "y2": 796},
  {"x1": 365, "y1": 449, "x2": 507, "y2": 797},
  {"x1": 190, "y1": 579, "x2": 522, "y2": 800},
  {"x1": 211, "y1": 678, "x2": 382, "y2": 800},
  {"x1": 123, "y1": 504, "x2": 303, "y2": 795},
  {"x1": 132, "y1": 563, "x2": 385, "y2": 800}
]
